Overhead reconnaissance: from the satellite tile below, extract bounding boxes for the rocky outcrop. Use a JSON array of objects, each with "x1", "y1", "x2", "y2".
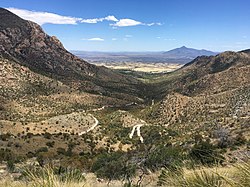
[{"x1": 0, "y1": 8, "x2": 96, "y2": 77}]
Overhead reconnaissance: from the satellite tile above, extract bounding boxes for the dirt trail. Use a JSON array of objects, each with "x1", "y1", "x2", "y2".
[
  {"x1": 129, "y1": 123, "x2": 144, "y2": 143},
  {"x1": 79, "y1": 114, "x2": 99, "y2": 135}
]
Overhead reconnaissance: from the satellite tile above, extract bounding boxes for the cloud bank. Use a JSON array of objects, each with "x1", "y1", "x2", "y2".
[
  {"x1": 7, "y1": 7, "x2": 81, "y2": 25},
  {"x1": 7, "y1": 7, "x2": 162, "y2": 27}
]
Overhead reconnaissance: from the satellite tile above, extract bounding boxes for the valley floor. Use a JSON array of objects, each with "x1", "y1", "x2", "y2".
[{"x1": 92, "y1": 61, "x2": 182, "y2": 73}]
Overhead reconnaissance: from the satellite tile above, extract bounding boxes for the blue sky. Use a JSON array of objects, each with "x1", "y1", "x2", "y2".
[{"x1": 1, "y1": 0, "x2": 250, "y2": 52}]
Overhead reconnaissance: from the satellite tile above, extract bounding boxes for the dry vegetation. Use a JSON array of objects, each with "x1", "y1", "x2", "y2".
[
  {"x1": 93, "y1": 61, "x2": 182, "y2": 73},
  {"x1": 0, "y1": 8, "x2": 250, "y2": 186}
]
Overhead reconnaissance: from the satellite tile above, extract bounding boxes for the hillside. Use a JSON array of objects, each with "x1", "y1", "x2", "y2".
[
  {"x1": 146, "y1": 51, "x2": 250, "y2": 98},
  {"x1": 0, "y1": 8, "x2": 144, "y2": 101},
  {"x1": 142, "y1": 50, "x2": 250, "y2": 156}
]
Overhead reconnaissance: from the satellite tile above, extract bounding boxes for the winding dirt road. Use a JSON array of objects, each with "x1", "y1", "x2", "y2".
[
  {"x1": 78, "y1": 114, "x2": 99, "y2": 136},
  {"x1": 129, "y1": 124, "x2": 144, "y2": 143}
]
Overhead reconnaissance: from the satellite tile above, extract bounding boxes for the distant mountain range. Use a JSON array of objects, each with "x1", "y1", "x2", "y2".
[
  {"x1": 72, "y1": 47, "x2": 219, "y2": 64},
  {"x1": 163, "y1": 46, "x2": 218, "y2": 59}
]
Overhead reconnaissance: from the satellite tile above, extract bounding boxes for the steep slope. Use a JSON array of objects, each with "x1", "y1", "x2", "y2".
[
  {"x1": 0, "y1": 8, "x2": 143, "y2": 101},
  {"x1": 143, "y1": 50, "x2": 250, "y2": 148},
  {"x1": 149, "y1": 51, "x2": 250, "y2": 99},
  {"x1": 0, "y1": 56, "x2": 130, "y2": 122},
  {"x1": 181, "y1": 51, "x2": 250, "y2": 94},
  {"x1": 163, "y1": 46, "x2": 217, "y2": 59}
]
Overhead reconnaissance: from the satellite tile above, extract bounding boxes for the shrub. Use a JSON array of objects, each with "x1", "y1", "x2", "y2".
[
  {"x1": 46, "y1": 141, "x2": 55, "y2": 148},
  {"x1": 189, "y1": 140, "x2": 224, "y2": 166},
  {"x1": 7, "y1": 160, "x2": 15, "y2": 172},
  {"x1": 0, "y1": 133, "x2": 11, "y2": 141},
  {"x1": 57, "y1": 147, "x2": 66, "y2": 155},
  {"x1": 35, "y1": 147, "x2": 48, "y2": 154},
  {"x1": 43, "y1": 132, "x2": 52, "y2": 139},
  {"x1": 158, "y1": 167, "x2": 225, "y2": 187},
  {"x1": 144, "y1": 145, "x2": 183, "y2": 171},
  {"x1": 22, "y1": 165, "x2": 85, "y2": 185},
  {"x1": 91, "y1": 151, "x2": 136, "y2": 182},
  {"x1": 0, "y1": 148, "x2": 15, "y2": 162}
]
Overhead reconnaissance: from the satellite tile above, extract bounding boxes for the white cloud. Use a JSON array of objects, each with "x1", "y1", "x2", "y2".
[
  {"x1": 81, "y1": 15, "x2": 118, "y2": 23},
  {"x1": 84, "y1": 38, "x2": 104, "y2": 41},
  {"x1": 111, "y1": 19, "x2": 142, "y2": 27},
  {"x1": 156, "y1": 37, "x2": 161, "y2": 39},
  {"x1": 112, "y1": 38, "x2": 117, "y2": 41},
  {"x1": 81, "y1": 18, "x2": 99, "y2": 24},
  {"x1": 105, "y1": 15, "x2": 118, "y2": 22},
  {"x1": 146, "y1": 23, "x2": 155, "y2": 26},
  {"x1": 125, "y1": 35, "x2": 133, "y2": 37},
  {"x1": 111, "y1": 18, "x2": 162, "y2": 27},
  {"x1": 7, "y1": 7, "x2": 81, "y2": 25},
  {"x1": 7, "y1": 7, "x2": 162, "y2": 28},
  {"x1": 146, "y1": 22, "x2": 163, "y2": 26}
]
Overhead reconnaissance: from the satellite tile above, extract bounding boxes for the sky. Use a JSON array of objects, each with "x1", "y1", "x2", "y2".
[{"x1": 1, "y1": 0, "x2": 250, "y2": 52}]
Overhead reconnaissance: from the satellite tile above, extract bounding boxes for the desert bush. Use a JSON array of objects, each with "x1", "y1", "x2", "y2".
[
  {"x1": 158, "y1": 167, "x2": 225, "y2": 187},
  {"x1": 36, "y1": 147, "x2": 48, "y2": 154},
  {"x1": 22, "y1": 165, "x2": 85, "y2": 186},
  {"x1": 46, "y1": 141, "x2": 55, "y2": 148},
  {"x1": 0, "y1": 148, "x2": 14, "y2": 162},
  {"x1": 7, "y1": 160, "x2": 15, "y2": 172},
  {"x1": 189, "y1": 140, "x2": 224, "y2": 166},
  {"x1": 0, "y1": 133, "x2": 11, "y2": 141},
  {"x1": 43, "y1": 132, "x2": 52, "y2": 139},
  {"x1": 91, "y1": 151, "x2": 136, "y2": 182},
  {"x1": 57, "y1": 147, "x2": 66, "y2": 155},
  {"x1": 144, "y1": 145, "x2": 183, "y2": 171},
  {"x1": 213, "y1": 127, "x2": 232, "y2": 148}
]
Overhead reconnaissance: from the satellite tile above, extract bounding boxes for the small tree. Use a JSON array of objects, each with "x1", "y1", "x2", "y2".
[{"x1": 91, "y1": 151, "x2": 136, "y2": 184}]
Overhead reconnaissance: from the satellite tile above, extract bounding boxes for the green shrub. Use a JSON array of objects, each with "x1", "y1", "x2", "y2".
[
  {"x1": 43, "y1": 132, "x2": 52, "y2": 139},
  {"x1": 22, "y1": 165, "x2": 85, "y2": 185},
  {"x1": 0, "y1": 133, "x2": 11, "y2": 141},
  {"x1": 158, "y1": 168, "x2": 225, "y2": 187},
  {"x1": 46, "y1": 141, "x2": 55, "y2": 148},
  {"x1": 0, "y1": 148, "x2": 15, "y2": 162},
  {"x1": 144, "y1": 145, "x2": 183, "y2": 171},
  {"x1": 189, "y1": 140, "x2": 224, "y2": 166},
  {"x1": 7, "y1": 160, "x2": 15, "y2": 172},
  {"x1": 35, "y1": 147, "x2": 48, "y2": 154},
  {"x1": 91, "y1": 151, "x2": 136, "y2": 182}
]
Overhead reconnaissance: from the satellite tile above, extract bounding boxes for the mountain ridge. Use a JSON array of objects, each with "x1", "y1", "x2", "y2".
[
  {"x1": 0, "y1": 8, "x2": 144, "y2": 101},
  {"x1": 163, "y1": 46, "x2": 218, "y2": 59}
]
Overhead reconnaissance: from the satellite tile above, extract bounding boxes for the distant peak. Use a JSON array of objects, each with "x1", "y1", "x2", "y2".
[{"x1": 180, "y1": 46, "x2": 187, "y2": 49}]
